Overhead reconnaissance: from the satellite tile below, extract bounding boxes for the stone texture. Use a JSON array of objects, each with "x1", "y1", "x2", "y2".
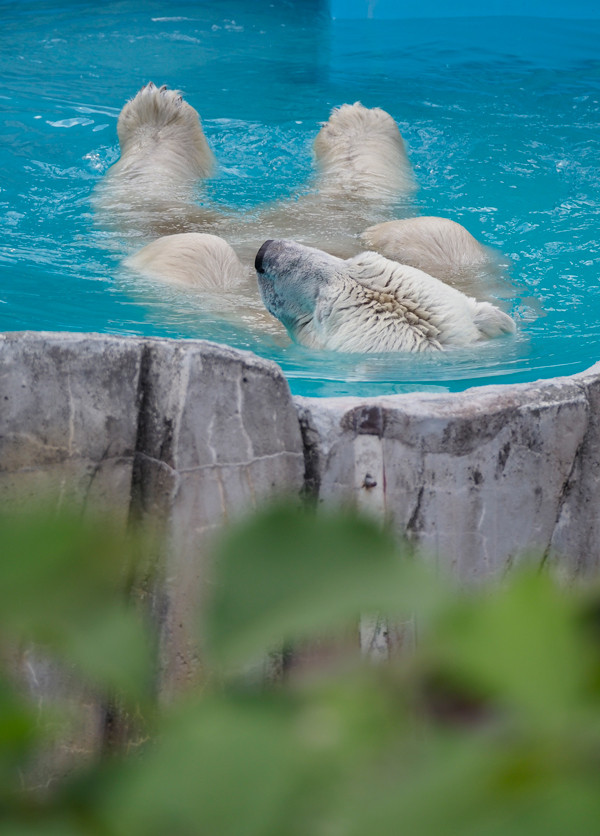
[
  {"x1": 4, "y1": 330, "x2": 600, "y2": 770},
  {"x1": 127, "y1": 338, "x2": 305, "y2": 698},
  {"x1": 0, "y1": 331, "x2": 143, "y2": 521},
  {"x1": 10, "y1": 648, "x2": 107, "y2": 792},
  {"x1": 549, "y1": 364, "x2": 600, "y2": 575},
  {"x1": 0, "y1": 331, "x2": 144, "y2": 785},
  {"x1": 0, "y1": 332, "x2": 305, "y2": 771},
  {"x1": 296, "y1": 369, "x2": 600, "y2": 581}
]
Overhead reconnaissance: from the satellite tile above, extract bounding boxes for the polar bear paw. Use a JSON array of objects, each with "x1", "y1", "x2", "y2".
[
  {"x1": 126, "y1": 232, "x2": 246, "y2": 290},
  {"x1": 313, "y1": 102, "x2": 415, "y2": 200},
  {"x1": 118, "y1": 82, "x2": 187, "y2": 137},
  {"x1": 114, "y1": 81, "x2": 216, "y2": 179},
  {"x1": 139, "y1": 81, "x2": 183, "y2": 107}
]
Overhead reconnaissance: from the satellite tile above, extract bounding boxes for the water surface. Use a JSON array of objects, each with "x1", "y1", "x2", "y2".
[{"x1": 1, "y1": 1, "x2": 599, "y2": 396}]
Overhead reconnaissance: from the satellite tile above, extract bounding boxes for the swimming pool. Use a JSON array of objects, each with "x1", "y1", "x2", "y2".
[{"x1": 1, "y1": 0, "x2": 599, "y2": 397}]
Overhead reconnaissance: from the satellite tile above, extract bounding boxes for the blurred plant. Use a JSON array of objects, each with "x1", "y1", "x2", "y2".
[{"x1": 1, "y1": 501, "x2": 600, "y2": 835}]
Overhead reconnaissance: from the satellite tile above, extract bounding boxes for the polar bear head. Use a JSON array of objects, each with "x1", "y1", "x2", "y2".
[{"x1": 255, "y1": 239, "x2": 515, "y2": 353}]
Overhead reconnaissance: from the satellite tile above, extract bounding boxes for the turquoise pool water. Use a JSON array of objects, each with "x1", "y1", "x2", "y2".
[{"x1": 1, "y1": 1, "x2": 599, "y2": 397}]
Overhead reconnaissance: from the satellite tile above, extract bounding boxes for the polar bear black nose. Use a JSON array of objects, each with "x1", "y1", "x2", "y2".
[{"x1": 255, "y1": 240, "x2": 274, "y2": 274}]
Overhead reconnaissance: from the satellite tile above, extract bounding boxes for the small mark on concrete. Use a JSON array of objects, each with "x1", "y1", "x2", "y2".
[
  {"x1": 471, "y1": 468, "x2": 484, "y2": 485},
  {"x1": 362, "y1": 473, "x2": 377, "y2": 489}
]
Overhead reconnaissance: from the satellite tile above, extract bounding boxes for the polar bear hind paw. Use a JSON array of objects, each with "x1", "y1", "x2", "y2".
[
  {"x1": 139, "y1": 81, "x2": 183, "y2": 106},
  {"x1": 116, "y1": 82, "x2": 216, "y2": 179}
]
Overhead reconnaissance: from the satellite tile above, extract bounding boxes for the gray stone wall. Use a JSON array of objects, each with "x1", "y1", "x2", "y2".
[
  {"x1": 0, "y1": 332, "x2": 305, "y2": 780},
  {"x1": 2, "y1": 331, "x2": 600, "y2": 780},
  {"x1": 128, "y1": 338, "x2": 305, "y2": 698},
  {"x1": 0, "y1": 332, "x2": 142, "y2": 522},
  {"x1": 296, "y1": 365, "x2": 600, "y2": 579}
]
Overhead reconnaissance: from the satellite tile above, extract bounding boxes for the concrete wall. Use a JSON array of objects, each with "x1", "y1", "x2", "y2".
[
  {"x1": 0, "y1": 332, "x2": 304, "y2": 783},
  {"x1": 297, "y1": 369, "x2": 600, "y2": 579},
  {"x1": 2, "y1": 331, "x2": 600, "y2": 778},
  {"x1": 330, "y1": 0, "x2": 600, "y2": 18}
]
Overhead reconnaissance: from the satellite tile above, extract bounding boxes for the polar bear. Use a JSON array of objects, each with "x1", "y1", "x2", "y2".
[
  {"x1": 94, "y1": 83, "x2": 415, "y2": 256},
  {"x1": 254, "y1": 239, "x2": 515, "y2": 353},
  {"x1": 94, "y1": 83, "x2": 516, "y2": 346},
  {"x1": 93, "y1": 83, "x2": 221, "y2": 238},
  {"x1": 311, "y1": 101, "x2": 415, "y2": 204},
  {"x1": 362, "y1": 217, "x2": 492, "y2": 288},
  {"x1": 124, "y1": 233, "x2": 245, "y2": 289}
]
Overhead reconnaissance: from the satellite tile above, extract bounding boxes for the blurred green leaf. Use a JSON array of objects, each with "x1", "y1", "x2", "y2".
[
  {"x1": 3, "y1": 500, "x2": 600, "y2": 836},
  {"x1": 0, "y1": 675, "x2": 40, "y2": 795},
  {"x1": 204, "y1": 503, "x2": 427, "y2": 668},
  {"x1": 59, "y1": 605, "x2": 153, "y2": 705},
  {"x1": 0, "y1": 823, "x2": 83, "y2": 836},
  {"x1": 101, "y1": 696, "x2": 313, "y2": 836},
  {"x1": 0, "y1": 509, "x2": 142, "y2": 644},
  {"x1": 428, "y1": 571, "x2": 590, "y2": 726},
  {"x1": 334, "y1": 729, "x2": 600, "y2": 836},
  {"x1": 100, "y1": 666, "x2": 412, "y2": 836}
]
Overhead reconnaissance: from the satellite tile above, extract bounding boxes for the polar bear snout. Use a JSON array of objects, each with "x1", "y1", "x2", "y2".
[
  {"x1": 254, "y1": 239, "x2": 343, "y2": 279},
  {"x1": 254, "y1": 241, "x2": 516, "y2": 354},
  {"x1": 254, "y1": 238, "x2": 302, "y2": 278},
  {"x1": 254, "y1": 239, "x2": 274, "y2": 274},
  {"x1": 254, "y1": 239, "x2": 338, "y2": 337}
]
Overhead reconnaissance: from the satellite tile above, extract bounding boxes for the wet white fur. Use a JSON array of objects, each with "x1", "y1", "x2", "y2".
[
  {"x1": 94, "y1": 83, "x2": 517, "y2": 349},
  {"x1": 94, "y1": 85, "x2": 417, "y2": 279},
  {"x1": 115, "y1": 83, "x2": 215, "y2": 180},
  {"x1": 312, "y1": 102, "x2": 415, "y2": 202},
  {"x1": 361, "y1": 216, "x2": 516, "y2": 301},
  {"x1": 93, "y1": 83, "x2": 218, "y2": 234},
  {"x1": 125, "y1": 233, "x2": 245, "y2": 290},
  {"x1": 256, "y1": 240, "x2": 515, "y2": 353},
  {"x1": 363, "y1": 215, "x2": 490, "y2": 280}
]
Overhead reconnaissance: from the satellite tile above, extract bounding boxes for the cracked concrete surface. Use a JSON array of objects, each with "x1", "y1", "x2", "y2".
[
  {"x1": 128, "y1": 337, "x2": 304, "y2": 699},
  {"x1": 296, "y1": 366, "x2": 600, "y2": 579},
  {"x1": 0, "y1": 332, "x2": 305, "y2": 778},
  {"x1": 3, "y1": 331, "x2": 600, "y2": 779}
]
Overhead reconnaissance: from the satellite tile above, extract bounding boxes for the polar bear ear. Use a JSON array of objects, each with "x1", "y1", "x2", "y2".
[{"x1": 125, "y1": 233, "x2": 245, "y2": 290}]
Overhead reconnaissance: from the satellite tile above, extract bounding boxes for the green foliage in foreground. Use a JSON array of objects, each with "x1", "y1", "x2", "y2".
[{"x1": 2, "y1": 503, "x2": 600, "y2": 835}]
